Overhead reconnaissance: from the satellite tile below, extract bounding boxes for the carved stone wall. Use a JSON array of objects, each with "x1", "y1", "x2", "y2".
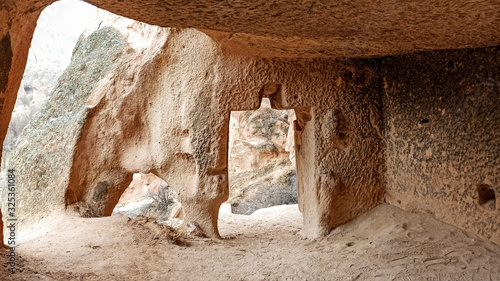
[
  {"x1": 382, "y1": 47, "x2": 500, "y2": 244},
  {"x1": 0, "y1": 0, "x2": 498, "y2": 245},
  {"x1": 62, "y1": 27, "x2": 385, "y2": 238}
]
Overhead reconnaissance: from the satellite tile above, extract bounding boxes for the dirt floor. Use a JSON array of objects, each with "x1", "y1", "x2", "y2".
[{"x1": 1, "y1": 203, "x2": 499, "y2": 280}]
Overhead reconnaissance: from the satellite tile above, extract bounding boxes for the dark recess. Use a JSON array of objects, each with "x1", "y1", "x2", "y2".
[
  {"x1": 477, "y1": 184, "x2": 496, "y2": 207},
  {"x1": 0, "y1": 33, "x2": 13, "y2": 95}
]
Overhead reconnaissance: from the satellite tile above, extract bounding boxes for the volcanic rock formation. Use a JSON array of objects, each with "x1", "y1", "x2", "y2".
[
  {"x1": 0, "y1": 0, "x2": 498, "y2": 245},
  {"x1": 3, "y1": 19, "x2": 386, "y2": 239}
]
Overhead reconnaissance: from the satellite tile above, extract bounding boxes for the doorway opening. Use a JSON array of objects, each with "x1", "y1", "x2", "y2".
[{"x1": 225, "y1": 98, "x2": 298, "y2": 215}]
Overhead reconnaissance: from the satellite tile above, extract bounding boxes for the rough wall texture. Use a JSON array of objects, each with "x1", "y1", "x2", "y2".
[
  {"x1": 0, "y1": 0, "x2": 497, "y2": 244},
  {"x1": 3, "y1": 0, "x2": 97, "y2": 161},
  {"x1": 382, "y1": 46, "x2": 500, "y2": 245},
  {"x1": 85, "y1": 0, "x2": 500, "y2": 58},
  {"x1": 64, "y1": 27, "x2": 233, "y2": 238},
  {"x1": 2, "y1": 0, "x2": 499, "y2": 174},
  {"x1": 286, "y1": 60, "x2": 385, "y2": 237},
  {"x1": 0, "y1": 19, "x2": 381, "y2": 239},
  {"x1": 65, "y1": 32, "x2": 386, "y2": 238},
  {"x1": 1, "y1": 27, "x2": 128, "y2": 227}
]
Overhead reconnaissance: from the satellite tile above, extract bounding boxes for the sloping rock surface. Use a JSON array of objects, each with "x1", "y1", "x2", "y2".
[{"x1": 1, "y1": 27, "x2": 129, "y2": 226}]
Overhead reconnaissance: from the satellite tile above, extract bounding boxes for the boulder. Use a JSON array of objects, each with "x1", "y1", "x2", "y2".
[{"x1": 228, "y1": 160, "x2": 297, "y2": 215}]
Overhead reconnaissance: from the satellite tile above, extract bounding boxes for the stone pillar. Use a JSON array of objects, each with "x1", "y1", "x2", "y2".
[
  {"x1": 177, "y1": 111, "x2": 231, "y2": 238},
  {"x1": 294, "y1": 87, "x2": 385, "y2": 238}
]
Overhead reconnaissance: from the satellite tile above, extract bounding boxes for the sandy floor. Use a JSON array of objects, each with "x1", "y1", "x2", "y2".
[{"x1": 1, "y1": 203, "x2": 499, "y2": 280}]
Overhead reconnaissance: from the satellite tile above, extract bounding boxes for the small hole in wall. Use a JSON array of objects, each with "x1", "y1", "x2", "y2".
[
  {"x1": 477, "y1": 184, "x2": 496, "y2": 211},
  {"x1": 419, "y1": 118, "x2": 430, "y2": 124},
  {"x1": 23, "y1": 85, "x2": 33, "y2": 93},
  {"x1": 342, "y1": 70, "x2": 353, "y2": 81}
]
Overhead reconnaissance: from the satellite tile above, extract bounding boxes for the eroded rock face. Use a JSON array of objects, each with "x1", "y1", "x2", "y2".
[
  {"x1": 118, "y1": 99, "x2": 298, "y2": 217},
  {"x1": 2, "y1": 15, "x2": 385, "y2": 239},
  {"x1": 2, "y1": 0, "x2": 98, "y2": 159},
  {"x1": 67, "y1": 26, "x2": 387, "y2": 238},
  {"x1": 382, "y1": 47, "x2": 500, "y2": 245},
  {"x1": 64, "y1": 27, "x2": 233, "y2": 238},
  {"x1": 0, "y1": 0, "x2": 497, "y2": 246},
  {"x1": 0, "y1": 7, "x2": 41, "y2": 184}
]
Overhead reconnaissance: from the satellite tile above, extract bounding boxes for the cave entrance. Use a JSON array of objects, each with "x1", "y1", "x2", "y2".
[
  {"x1": 1, "y1": 0, "x2": 98, "y2": 170},
  {"x1": 225, "y1": 98, "x2": 298, "y2": 216}
]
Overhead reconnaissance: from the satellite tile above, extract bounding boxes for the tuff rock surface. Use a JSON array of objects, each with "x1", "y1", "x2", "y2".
[
  {"x1": 382, "y1": 47, "x2": 500, "y2": 245},
  {"x1": 0, "y1": 0, "x2": 498, "y2": 246},
  {"x1": 9, "y1": 0, "x2": 498, "y2": 58},
  {"x1": 2, "y1": 0, "x2": 97, "y2": 161},
  {"x1": 66, "y1": 25, "x2": 386, "y2": 238},
  {"x1": 3, "y1": 17, "x2": 386, "y2": 239},
  {"x1": 116, "y1": 98, "x2": 299, "y2": 217}
]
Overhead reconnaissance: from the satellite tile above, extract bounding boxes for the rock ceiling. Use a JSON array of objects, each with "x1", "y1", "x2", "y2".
[
  {"x1": 82, "y1": 0, "x2": 500, "y2": 58},
  {"x1": 5, "y1": 0, "x2": 499, "y2": 58}
]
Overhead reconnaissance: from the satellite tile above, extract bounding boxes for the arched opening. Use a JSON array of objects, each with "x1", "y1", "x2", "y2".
[
  {"x1": 112, "y1": 173, "x2": 182, "y2": 224},
  {"x1": 0, "y1": 0, "x2": 168, "y2": 231}
]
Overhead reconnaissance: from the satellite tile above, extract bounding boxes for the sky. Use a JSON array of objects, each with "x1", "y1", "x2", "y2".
[{"x1": 36, "y1": 0, "x2": 98, "y2": 36}]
